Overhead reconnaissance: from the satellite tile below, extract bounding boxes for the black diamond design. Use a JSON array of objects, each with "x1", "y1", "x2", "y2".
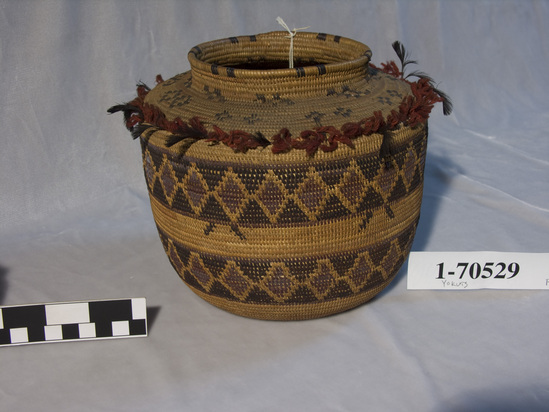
[
  {"x1": 278, "y1": 199, "x2": 310, "y2": 223},
  {"x1": 331, "y1": 253, "x2": 359, "y2": 277},
  {"x1": 315, "y1": 161, "x2": 349, "y2": 186},
  {"x1": 286, "y1": 258, "x2": 317, "y2": 281},
  {"x1": 148, "y1": 148, "x2": 165, "y2": 170},
  {"x1": 323, "y1": 280, "x2": 354, "y2": 300},
  {"x1": 196, "y1": 164, "x2": 225, "y2": 191},
  {"x1": 409, "y1": 167, "x2": 422, "y2": 190},
  {"x1": 200, "y1": 254, "x2": 227, "y2": 276},
  {"x1": 356, "y1": 156, "x2": 382, "y2": 181},
  {"x1": 238, "y1": 260, "x2": 270, "y2": 283},
  {"x1": 357, "y1": 187, "x2": 385, "y2": 212},
  {"x1": 209, "y1": 280, "x2": 238, "y2": 300},
  {"x1": 359, "y1": 270, "x2": 385, "y2": 291},
  {"x1": 285, "y1": 285, "x2": 319, "y2": 304},
  {"x1": 277, "y1": 169, "x2": 306, "y2": 193},
  {"x1": 237, "y1": 169, "x2": 267, "y2": 193},
  {"x1": 387, "y1": 176, "x2": 408, "y2": 203},
  {"x1": 152, "y1": 178, "x2": 167, "y2": 203},
  {"x1": 245, "y1": 287, "x2": 276, "y2": 304},
  {"x1": 173, "y1": 242, "x2": 191, "y2": 267},
  {"x1": 199, "y1": 195, "x2": 231, "y2": 223},
  {"x1": 317, "y1": 194, "x2": 350, "y2": 220},
  {"x1": 238, "y1": 199, "x2": 271, "y2": 225},
  {"x1": 184, "y1": 270, "x2": 206, "y2": 292},
  {"x1": 172, "y1": 187, "x2": 195, "y2": 215},
  {"x1": 369, "y1": 243, "x2": 392, "y2": 266}
]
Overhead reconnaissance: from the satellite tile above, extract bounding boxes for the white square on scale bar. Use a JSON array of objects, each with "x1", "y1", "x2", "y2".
[
  {"x1": 112, "y1": 321, "x2": 130, "y2": 336},
  {"x1": 79, "y1": 323, "x2": 96, "y2": 339},
  {"x1": 44, "y1": 325, "x2": 63, "y2": 341},
  {"x1": 46, "y1": 302, "x2": 90, "y2": 325},
  {"x1": 131, "y1": 298, "x2": 147, "y2": 320},
  {"x1": 10, "y1": 328, "x2": 29, "y2": 344}
]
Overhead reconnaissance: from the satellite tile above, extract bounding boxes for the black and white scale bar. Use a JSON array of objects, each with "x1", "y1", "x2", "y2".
[{"x1": 0, "y1": 298, "x2": 147, "y2": 347}]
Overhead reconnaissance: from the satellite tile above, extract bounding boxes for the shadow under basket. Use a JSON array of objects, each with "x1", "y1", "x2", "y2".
[{"x1": 110, "y1": 31, "x2": 449, "y2": 320}]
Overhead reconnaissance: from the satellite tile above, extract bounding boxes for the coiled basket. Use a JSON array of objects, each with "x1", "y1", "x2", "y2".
[{"x1": 110, "y1": 31, "x2": 449, "y2": 320}]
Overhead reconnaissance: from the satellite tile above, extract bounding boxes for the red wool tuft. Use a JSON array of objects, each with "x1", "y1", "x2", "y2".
[{"x1": 116, "y1": 66, "x2": 445, "y2": 156}]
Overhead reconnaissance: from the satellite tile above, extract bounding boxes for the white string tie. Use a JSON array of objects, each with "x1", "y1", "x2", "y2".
[{"x1": 276, "y1": 17, "x2": 310, "y2": 69}]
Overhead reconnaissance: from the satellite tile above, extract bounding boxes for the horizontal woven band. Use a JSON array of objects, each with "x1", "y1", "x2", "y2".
[
  {"x1": 150, "y1": 184, "x2": 423, "y2": 260},
  {"x1": 188, "y1": 278, "x2": 394, "y2": 321},
  {"x1": 157, "y1": 217, "x2": 417, "y2": 316}
]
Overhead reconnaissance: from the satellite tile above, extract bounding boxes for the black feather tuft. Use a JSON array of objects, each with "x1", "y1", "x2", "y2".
[
  {"x1": 176, "y1": 138, "x2": 201, "y2": 157},
  {"x1": 165, "y1": 134, "x2": 188, "y2": 147},
  {"x1": 136, "y1": 81, "x2": 151, "y2": 91},
  {"x1": 432, "y1": 86, "x2": 453, "y2": 115},
  {"x1": 392, "y1": 42, "x2": 453, "y2": 116},
  {"x1": 107, "y1": 104, "x2": 128, "y2": 114},
  {"x1": 392, "y1": 41, "x2": 417, "y2": 76},
  {"x1": 405, "y1": 70, "x2": 434, "y2": 83},
  {"x1": 130, "y1": 124, "x2": 152, "y2": 140},
  {"x1": 392, "y1": 41, "x2": 405, "y2": 63},
  {"x1": 107, "y1": 103, "x2": 140, "y2": 116},
  {"x1": 166, "y1": 137, "x2": 199, "y2": 155},
  {"x1": 254, "y1": 132, "x2": 271, "y2": 147},
  {"x1": 108, "y1": 103, "x2": 143, "y2": 129}
]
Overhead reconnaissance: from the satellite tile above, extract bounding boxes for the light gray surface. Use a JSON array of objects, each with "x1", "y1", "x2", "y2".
[{"x1": 1, "y1": 1, "x2": 548, "y2": 411}]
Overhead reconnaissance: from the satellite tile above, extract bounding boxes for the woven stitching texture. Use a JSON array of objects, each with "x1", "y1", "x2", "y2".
[{"x1": 141, "y1": 122, "x2": 427, "y2": 320}]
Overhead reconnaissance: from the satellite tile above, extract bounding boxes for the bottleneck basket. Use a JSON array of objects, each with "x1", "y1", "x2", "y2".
[{"x1": 109, "y1": 31, "x2": 450, "y2": 320}]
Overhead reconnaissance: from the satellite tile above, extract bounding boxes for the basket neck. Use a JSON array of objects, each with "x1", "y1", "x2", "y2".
[{"x1": 188, "y1": 31, "x2": 372, "y2": 100}]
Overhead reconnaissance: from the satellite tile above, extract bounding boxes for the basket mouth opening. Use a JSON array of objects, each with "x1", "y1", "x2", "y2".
[{"x1": 188, "y1": 31, "x2": 371, "y2": 78}]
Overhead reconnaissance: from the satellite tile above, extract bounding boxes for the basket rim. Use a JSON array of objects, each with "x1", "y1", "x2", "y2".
[{"x1": 188, "y1": 31, "x2": 372, "y2": 81}]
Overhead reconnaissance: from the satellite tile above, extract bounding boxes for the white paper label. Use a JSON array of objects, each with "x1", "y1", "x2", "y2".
[{"x1": 407, "y1": 252, "x2": 549, "y2": 290}]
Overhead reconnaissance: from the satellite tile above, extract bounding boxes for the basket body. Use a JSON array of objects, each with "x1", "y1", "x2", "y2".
[
  {"x1": 141, "y1": 124, "x2": 426, "y2": 320},
  {"x1": 126, "y1": 32, "x2": 432, "y2": 320}
]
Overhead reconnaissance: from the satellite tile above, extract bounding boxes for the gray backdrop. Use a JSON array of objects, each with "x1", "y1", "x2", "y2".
[{"x1": 1, "y1": 1, "x2": 548, "y2": 411}]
